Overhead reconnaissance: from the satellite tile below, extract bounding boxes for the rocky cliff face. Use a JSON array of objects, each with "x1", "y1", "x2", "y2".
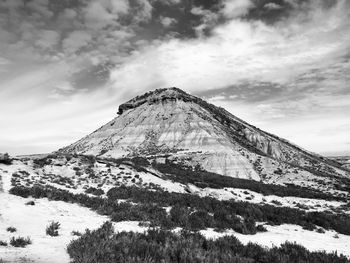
[{"x1": 60, "y1": 88, "x2": 349, "y2": 181}]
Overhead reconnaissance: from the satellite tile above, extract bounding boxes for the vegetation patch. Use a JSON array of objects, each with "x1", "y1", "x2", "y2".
[
  {"x1": 10, "y1": 237, "x2": 32, "y2": 247},
  {"x1": 46, "y1": 221, "x2": 60, "y2": 237},
  {"x1": 6, "y1": 227, "x2": 17, "y2": 233},
  {"x1": 151, "y1": 159, "x2": 347, "y2": 201},
  {"x1": 85, "y1": 187, "x2": 104, "y2": 196},
  {"x1": 0, "y1": 240, "x2": 8, "y2": 246},
  {"x1": 9, "y1": 185, "x2": 350, "y2": 236},
  {"x1": 67, "y1": 221, "x2": 349, "y2": 263},
  {"x1": 0, "y1": 153, "x2": 12, "y2": 165}
]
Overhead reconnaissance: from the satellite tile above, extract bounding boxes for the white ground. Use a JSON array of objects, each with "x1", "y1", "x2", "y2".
[
  {"x1": 201, "y1": 224, "x2": 350, "y2": 258},
  {"x1": 2, "y1": 160, "x2": 347, "y2": 214},
  {"x1": 0, "y1": 193, "x2": 109, "y2": 263},
  {"x1": 1, "y1": 162, "x2": 350, "y2": 262},
  {"x1": 0, "y1": 192, "x2": 147, "y2": 263},
  {"x1": 194, "y1": 187, "x2": 347, "y2": 213},
  {"x1": 0, "y1": 164, "x2": 147, "y2": 263}
]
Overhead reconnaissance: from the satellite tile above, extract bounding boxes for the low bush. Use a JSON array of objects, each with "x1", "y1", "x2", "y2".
[
  {"x1": 10, "y1": 237, "x2": 31, "y2": 247},
  {"x1": 6, "y1": 227, "x2": 16, "y2": 233},
  {"x1": 9, "y1": 187, "x2": 31, "y2": 198},
  {"x1": 9, "y1": 185, "x2": 350, "y2": 235},
  {"x1": 0, "y1": 153, "x2": 12, "y2": 165},
  {"x1": 71, "y1": 230, "x2": 82, "y2": 236},
  {"x1": 67, "y1": 222, "x2": 349, "y2": 263},
  {"x1": 151, "y1": 159, "x2": 346, "y2": 201},
  {"x1": 0, "y1": 240, "x2": 7, "y2": 246},
  {"x1": 46, "y1": 221, "x2": 60, "y2": 237},
  {"x1": 256, "y1": 224, "x2": 268, "y2": 232},
  {"x1": 85, "y1": 187, "x2": 104, "y2": 196}
]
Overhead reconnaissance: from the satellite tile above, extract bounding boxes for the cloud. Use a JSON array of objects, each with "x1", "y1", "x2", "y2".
[
  {"x1": 0, "y1": 0, "x2": 152, "y2": 64},
  {"x1": 160, "y1": 16, "x2": 177, "y2": 27},
  {"x1": 132, "y1": 0, "x2": 153, "y2": 22},
  {"x1": 82, "y1": 0, "x2": 129, "y2": 30},
  {"x1": 110, "y1": 0, "x2": 350, "y2": 91},
  {"x1": 158, "y1": 0, "x2": 180, "y2": 5},
  {"x1": 0, "y1": 56, "x2": 10, "y2": 73},
  {"x1": 264, "y1": 2, "x2": 283, "y2": 10},
  {"x1": 26, "y1": 0, "x2": 53, "y2": 18},
  {"x1": 190, "y1": 6, "x2": 219, "y2": 35},
  {"x1": 0, "y1": 56, "x2": 9, "y2": 65},
  {"x1": 83, "y1": 1, "x2": 118, "y2": 30},
  {"x1": 62, "y1": 31, "x2": 92, "y2": 54},
  {"x1": 0, "y1": 0, "x2": 24, "y2": 12},
  {"x1": 221, "y1": 0, "x2": 254, "y2": 19},
  {"x1": 109, "y1": 0, "x2": 130, "y2": 14},
  {"x1": 62, "y1": 8, "x2": 77, "y2": 20},
  {"x1": 35, "y1": 30, "x2": 60, "y2": 50}
]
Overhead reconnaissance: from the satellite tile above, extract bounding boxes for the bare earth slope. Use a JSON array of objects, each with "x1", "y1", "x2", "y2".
[
  {"x1": 60, "y1": 88, "x2": 349, "y2": 184},
  {"x1": 1, "y1": 157, "x2": 350, "y2": 262}
]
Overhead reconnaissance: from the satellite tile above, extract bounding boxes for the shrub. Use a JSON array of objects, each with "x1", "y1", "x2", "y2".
[
  {"x1": 303, "y1": 222, "x2": 317, "y2": 231},
  {"x1": 71, "y1": 231, "x2": 82, "y2": 236},
  {"x1": 271, "y1": 200, "x2": 282, "y2": 206},
  {"x1": 25, "y1": 200, "x2": 35, "y2": 206},
  {"x1": 9, "y1": 185, "x2": 350, "y2": 236},
  {"x1": 0, "y1": 240, "x2": 7, "y2": 246},
  {"x1": 169, "y1": 205, "x2": 189, "y2": 226},
  {"x1": 46, "y1": 221, "x2": 60, "y2": 236},
  {"x1": 0, "y1": 153, "x2": 12, "y2": 165},
  {"x1": 33, "y1": 156, "x2": 52, "y2": 167},
  {"x1": 188, "y1": 212, "x2": 206, "y2": 231},
  {"x1": 10, "y1": 237, "x2": 32, "y2": 247},
  {"x1": 85, "y1": 187, "x2": 104, "y2": 196},
  {"x1": 151, "y1": 160, "x2": 345, "y2": 201},
  {"x1": 67, "y1": 222, "x2": 350, "y2": 263},
  {"x1": 9, "y1": 187, "x2": 31, "y2": 198},
  {"x1": 316, "y1": 228, "x2": 325, "y2": 234},
  {"x1": 6, "y1": 227, "x2": 16, "y2": 233},
  {"x1": 256, "y1": 224, "x2": 267, "y2": 232}
]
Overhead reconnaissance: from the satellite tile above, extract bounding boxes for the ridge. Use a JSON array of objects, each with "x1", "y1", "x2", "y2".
[{"x1": 117, "y1": 87, "x2": 197, "y2": 115}]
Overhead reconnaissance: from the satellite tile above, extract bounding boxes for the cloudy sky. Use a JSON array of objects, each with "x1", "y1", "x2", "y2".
[{"x1": 0, "y1": 0, "x2": 349, "y2": 156}]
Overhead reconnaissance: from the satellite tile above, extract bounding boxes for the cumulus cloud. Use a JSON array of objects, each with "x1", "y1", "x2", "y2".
[
  {"x1": 61, "y1": 8, "x2": 77, "y2": 20},
  {"x1": 159, "y1": 0, "x2": 181, "y2": 5},
  {"x1": 82, "y1": 0, "x2": 129, "y2": 30},
  {"x1": 35, "y1": 30, "x2": 60, "y2": 50},
  {"x1": 83, "y1": 1, "x2": 118, "y2": 30},
  {"x1": 110, "y1": 0, "x2": 350, "y2": 89},
  {"x1": 190, "y1": 6, "x2": 219, "y2": 35},
  {"x1": 132, "y1": 0, "x2": 153, "y2": 22},
  {"x1": 26, "y1": 0, "x2": 53, "y2": 18},
  {"x1": 0, "y1": 56, "x2": 9, "y2": 65},
  {"x1": 62, "y1": 31, "x2": 92, "y2": 54},
  {"x1": 160, "y1": 16, "x2": 177, "y2": 27},
  {"x1": 109, "y1": 0, "x2": 130, "y2": 14},
  {"x1": 264, "y1": 2, "x2": 283, "y2": 10},
  {"x1": 221, "y1": 0, "x2": 254, "y2": 19}
]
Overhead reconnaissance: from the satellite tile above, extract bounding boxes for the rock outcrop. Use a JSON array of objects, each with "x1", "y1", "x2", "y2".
[{"x1": 60, "y1": 88, "x2": 349, "y2": 180}]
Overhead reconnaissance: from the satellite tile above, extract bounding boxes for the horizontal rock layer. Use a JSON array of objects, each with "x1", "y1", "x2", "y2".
[{"x1": 60, "y1": 88, "x2": 349, "y2": 180}]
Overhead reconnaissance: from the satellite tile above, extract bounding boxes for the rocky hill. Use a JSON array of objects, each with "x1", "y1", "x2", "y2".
[
  {"x1": 2, "y1": 88, "x2": 350, "y2": 262},
  {"x1": 59, "y1": 88, "x2": 349, "y2": 188}
]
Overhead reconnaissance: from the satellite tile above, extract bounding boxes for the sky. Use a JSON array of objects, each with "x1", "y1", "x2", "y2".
[{"x1": 0, "y1": 0, "x2": 349, "y2": 156}]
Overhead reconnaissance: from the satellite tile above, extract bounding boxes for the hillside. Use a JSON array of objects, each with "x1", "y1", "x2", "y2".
[
  {"x1": 1, "y1": 154, "x2": 350, "y2": 262},
  {"x1": 59, "y1": 87, "x2": 350, "y2": 193},
  {"x1": 1, "y1": 88, "x2": 350, "y2": 262}
]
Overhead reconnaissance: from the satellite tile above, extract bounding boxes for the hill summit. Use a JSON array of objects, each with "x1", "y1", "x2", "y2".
[{"x1": 60, "y1": 87, "x2": 348, "y2": 182}]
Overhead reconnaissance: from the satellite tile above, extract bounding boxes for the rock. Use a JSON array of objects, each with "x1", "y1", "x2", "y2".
[{"x1": 59, "y1": 87, "x2": 348, "y2": 180}]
